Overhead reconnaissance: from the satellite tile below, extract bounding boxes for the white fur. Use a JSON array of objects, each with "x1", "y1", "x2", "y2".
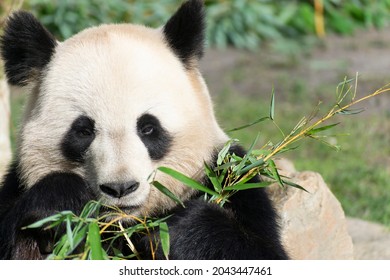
[{"x1": 18, "y1": 23, "x2": 228, "y2": 216}]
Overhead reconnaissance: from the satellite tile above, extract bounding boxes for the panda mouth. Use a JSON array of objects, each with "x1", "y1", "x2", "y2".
[
  {"x1": 100, "y1": 204, "x2": 141, "y2": 215},
  {"x1": 116, "y1": 205, "x2": 140, "y2": 211}
]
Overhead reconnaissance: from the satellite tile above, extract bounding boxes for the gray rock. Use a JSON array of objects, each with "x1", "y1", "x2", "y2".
[
  {"x1": 347, "y1": 217, "x2": 390, "y2": 260},
  {"x1": 268, "y1": 159, "x2": 354, "y2": 259}
]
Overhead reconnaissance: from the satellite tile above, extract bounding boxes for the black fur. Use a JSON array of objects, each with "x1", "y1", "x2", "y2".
[
  {"x1": 137, "y1": 114, "x2": 173, "y2": 160},
  {"x1": 0, "y1": 163, "x2": 24, "y2": 215},
  {"x1": 134, "y1": 145, "x2": 289, "y2": 260},
  {"x1": 61, "y1": 116, "x2": 96, "y2": 163},
  {"x1": 163, "y1": 0, "x2": 205, "y2": 68},
  {"x1": 0, "y1": 170, "x2": 94, "y2": 259},
  {"x1": 0, "y1": 11, "x2": 57, "y2": 86}
]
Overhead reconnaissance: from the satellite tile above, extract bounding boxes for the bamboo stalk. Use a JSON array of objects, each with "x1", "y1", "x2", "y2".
[{"x1": 314, "y1": 0, "x2": 325, "y2": 38}]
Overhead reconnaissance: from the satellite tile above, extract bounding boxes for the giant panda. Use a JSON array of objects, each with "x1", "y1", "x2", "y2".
[{"x1": 0, "y1": 0, "x2": 289, "y2": 260}]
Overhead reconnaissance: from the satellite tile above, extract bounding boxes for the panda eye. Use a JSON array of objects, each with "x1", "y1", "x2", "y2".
[
  {"x1": 136, "y1": 113, "x2": 173, "y2": 160},
  {"x1": 62, "y1": 116, "x2": 96, "y2": 163},
  {"x1": 77, "y1": 128, "x2": 94, "y2": 138},
  {"x1": 140, "y1": 124, "x2": 154, "y2": 136}
]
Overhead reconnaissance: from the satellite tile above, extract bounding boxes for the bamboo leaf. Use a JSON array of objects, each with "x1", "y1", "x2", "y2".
[
  {"x1": 79, "y1": 201, "x2": 100, "y2": 219},
  {"x1": 66, "y1": 215, "x2": 74, "y2": 249},
  {"x1": 217, "y1": 139, "x2": 237, "y2": 165},
  {"x1": 217, "y1": 165, "x2": 228, "y2": 186},
  {"x1": 23, "y1": 211, "x2": 73, "y2": 229},
  {"x1": 159, "y1": 222, "x2": 170, "y2": 260},
  {"x1": 88, "y1": 222, "x2": 104, "y2": 260},
  {"x1": 306, "y1": 123, "x2": 340, "y2": 135},
  {"x1": 50, "y1": 235, "x2": 69, "y2": 260},
  {"x1": 290, "y1": 116, "x2": 308, "y2": 135},
  {"x1": 70, "y1": 225, "x2": 89, "y2": 256},
  {"x1": 268, "y1": 160, "x2": 284, "y2": 188},
  {"x1": 309, "y1": 135, "x2": 341, "y2": 151},
  {"x1": 151, "y1": 181, "x2": 185, "y2": 208},
  {"x1": 276, "y1": 145, "x2": 300, "y2": 155},
  {"x1": 204, "y1": 162, "x2": 222, "y2": 192},
  {"x1": 50, "y1": 224, "x2": 89, "y2": 259},
  {"x1": 270, "y1": 87, "x2": 275, "y2": 120},
  {"x1": 157, "y1": 167, "x2": 219, "y2": 197},
  {"x1": 237, "y1": 158, "x2": 265, "y2": 175},
  {"x1": 213, "y1": 161, "x2": 237, "y2": 171},
  {"x1": 234, "y1": 133, "x2": 259, "y2": 174},
  {"x1": 251, "y1": 149, "x2": 271, "y2": 157},
  {"x1": 224, "y1": 181, "x2": 272, "y2": 191},
  {"x1": 234, "y1": 170, "x2": 258, "y2": 185},
  {"x1": 228, "y1": 116, "x2": 269, "y2": 132},
  {"x1": 337, "y1": 76, "x2": 356, "y2": 89},
  {"x1": 283, "y1": 180, "x2": 309, "y2": 192},
  {"x1": 337, "y1": 108, "x2": 365, "y2": 115}
]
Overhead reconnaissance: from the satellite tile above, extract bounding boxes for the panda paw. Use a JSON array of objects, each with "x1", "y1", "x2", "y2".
[{"x1": 0, "y1": 172, "x2": 94, "y2": 259}]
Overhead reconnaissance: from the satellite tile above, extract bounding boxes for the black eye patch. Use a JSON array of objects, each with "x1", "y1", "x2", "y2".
[
  {"x1": 61, "y1": 116, "x2": 95, "y2": 163},
  {"x1": 137, "y1": 114, "x2": 173, "y2": 160}
]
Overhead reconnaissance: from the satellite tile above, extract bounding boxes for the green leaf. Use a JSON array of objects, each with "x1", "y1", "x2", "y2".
[
  {"x1": 224, "y1": 181, "x2": 272, "y2": 191},
  {"x1": 228, "y1": 116, "x2": 269, "y2": 132},
  {"x1": 213, "y1": 161, "x2": 238, "y2": 171},
  {"x1": 337, "y1": 76, "x2": 356, "y2": 88},
  {"x1": 233, "y1": 170, "x2": 258, "y2": 185},
  {"x1": 50, "y1": 236, "x2": 68, "y2": 260},
  {"x1": 159, "y1": 222, "x2": 170, "y2": 260},
  {"x1": 268, "y1": 160, "x2": 284, "y2": 188},
  {"x1": 79, "y1": 200, "x2": 101, "y2": 219},
  {"x1": 308, "y1": 135, "x2": 341, "y2": 151},
  {"x1": 306, "y1": 123, "x2": 340, "y2": 135},
  {"x1": 270, "y1": 87, "x2": 275, "y2": 120},
  {"x1": 23, "y1": 211, "x2": 73, "y2": 229},
  {"x1": 234, "y1": 133, "x2": 259, "y2": 175},
  {"x1": 66, "y1": 215, "x2": 74, "y2": 249},
  {"x1": 237, "y1": 158, "x2": 265, "y2": 175},
  {"x1": 157, "y1": 167, "x2": 219, "y2": 197},
  {"x1": 337, "y1": 108, "x2": 365, "y2": 115},
  {"x1": 283, "y1": 180, "x2": 309, "y2": 193},
  {"x1": 88, "y1": 222, "x2": 104, "y2": 260},
  {"x1": 251, "y1": 149, "x2": 271, "y2": 157},
  {"x1": 51, "y1": 225, "x2": 88, "y2": 259},
  {"x1": 217, "y1": 139, "x2": 237, "y2": 165},
  {"x1": 151, "y1": 181, "x2": 185, "y2": 208},
  {"x1": 204, "y1": 162, "x2": 222, "y2": 192}
]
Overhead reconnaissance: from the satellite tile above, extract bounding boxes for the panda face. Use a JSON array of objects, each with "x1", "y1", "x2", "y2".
[
  {"x1": 2, "y1": 1, "x2": 228, "y2": 217},
  {"x1": 17, "y1": 24, "x2": 227, "y2": 216}
]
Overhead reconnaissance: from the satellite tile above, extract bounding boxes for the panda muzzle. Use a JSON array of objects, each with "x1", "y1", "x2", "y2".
[{"x1": 99, "y1": 181, "x2": 140, "y2": 198}]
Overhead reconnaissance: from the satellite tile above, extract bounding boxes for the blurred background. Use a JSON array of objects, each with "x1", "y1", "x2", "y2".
[{"x1": 0, "y1": 0, "x2": 389, "y2": 227}]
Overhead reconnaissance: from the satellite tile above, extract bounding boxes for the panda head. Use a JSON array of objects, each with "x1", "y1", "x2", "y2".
[{"x1": 1, "y1": 0, "x2": 228, "y2": 217}]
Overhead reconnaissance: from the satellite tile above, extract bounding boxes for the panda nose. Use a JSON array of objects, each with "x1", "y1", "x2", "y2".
[{"x1": 99, "y1": 181, "x2": 139, "y2": 198}]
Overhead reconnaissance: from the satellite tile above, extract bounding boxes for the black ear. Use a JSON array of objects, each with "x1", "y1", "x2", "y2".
[
  {"x1": 163, "y1": 0, "x2": 205, "y2": 68},
  {"x1": 0, "y1": 11, "x2": 57, "y2": 86}
]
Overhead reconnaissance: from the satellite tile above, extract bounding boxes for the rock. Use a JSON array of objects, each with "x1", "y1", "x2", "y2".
[
  {"x1": 267, "y1": 158, "x2": 354, "y2": 259},
  {"x1": 0, "y1": 79, "x2": 11, "y2": 178},
  {"x1": 347, "y1": 217, "x2": 390, "y2": 260}
]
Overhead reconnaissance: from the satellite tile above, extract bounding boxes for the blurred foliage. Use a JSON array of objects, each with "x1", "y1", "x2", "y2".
[
  {"x1": 23, "y1": 0, "x2": 178, "y2": 39},
  {"x1": 1, "y1": 1, "x2": 23, "y2": 33},
  {"x1": 2, "y1": 0, "x2": 385, "y2": 49}
]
